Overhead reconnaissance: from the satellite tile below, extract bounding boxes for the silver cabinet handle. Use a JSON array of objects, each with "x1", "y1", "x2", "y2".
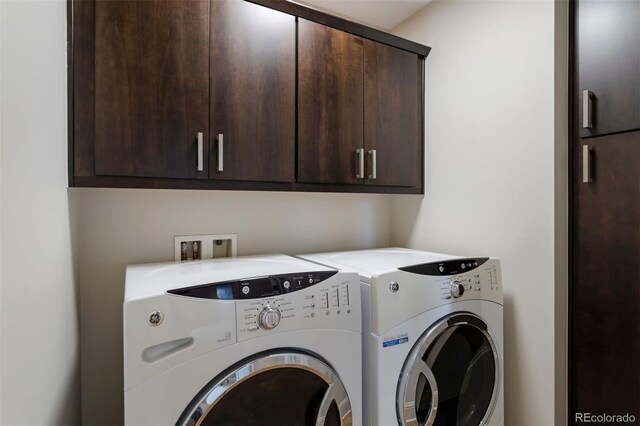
[
  {"x1": 368, "y1": 149, "x2": 377, "y2": 179},
  {"x1": 196, "y1": 132, "x2": 204, "y2": 172},
  {"x1": 217, "y1": 134, "x2": 224, "y2": 172},
  {"x1": 582, "y1": 90, "x2": 593, "y2": 129},
  {"x1": 583, "y1": 145, "x2": 592, "y2": 183},
  {"x1": 355, "y1": 148, "x2": 364, "y2": 179}
]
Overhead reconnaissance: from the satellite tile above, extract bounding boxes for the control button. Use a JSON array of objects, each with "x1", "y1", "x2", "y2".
[
  {"x1": 309, "y1": 278, "x2": 313, "y2": 283},
  {"x1": 461, "y1": 263, "x2": 466, "y2": 270},
  {"x1": 326, "y1": 310, "x2": 330, "y2": 316},
  {"x1": 444, "y1": 295, "x2": 452, "y2": 300},
  {"x1": 337, "y1": 309, "x2": 341, "y2": 315},
  {"x1": 242, "y1": 286, "x2": 250, "y2": 295},
  {"x1": 389, "y1": 282, "x2": 400, "y2": 292},
  {"x1": 347, "y1": 309, "x2": 351, "y2": 314},
  {"x1": 258, "y1": 306, "x2": 281, "y2": 330},
  {"x1": 439, "y1": 265, "x2": 445, "y2": 273},
  {"x1": 283, "y1": 281, "x2": 291, "y2": 290},
  {"x1": 247, "y1": 325, "x2": 258, "y2": 332},
  {"x1": 450, "y1": 281, "x2": 465, "y2": 298},
  {"x1": 311, "y1": 295, "x2": 315, "y2": 299},
  {"x1": 311, "y1": 303, "x2": 315, "y2": 308}
]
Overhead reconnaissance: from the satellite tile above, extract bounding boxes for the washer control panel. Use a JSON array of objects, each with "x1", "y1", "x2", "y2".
[
  {"x1": 235, "y1": 272, "x2": 359, "y2": 341},
  {"x1": 168, "y1": 271, "x2": 338, "y2": 300}
]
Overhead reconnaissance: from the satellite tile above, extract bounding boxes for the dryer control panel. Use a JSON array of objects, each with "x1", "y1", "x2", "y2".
[
  {"x1": 371, "y1": 258, "x2": 502, "y2": 336},
  {"x1": 438, "y1": 261, "x2": 501, "y2": 301},
  {"x1": 399, "y1": 257, "x2": 501, "y2": 302}
]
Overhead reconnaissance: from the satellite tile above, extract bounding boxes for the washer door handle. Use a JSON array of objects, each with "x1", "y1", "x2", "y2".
[
  {"x1": 401, "y1": 359, "x2": 439, "y2": 426},
  {"x1": 314, "y1": 382, "x2": 353, "y2": 426}
]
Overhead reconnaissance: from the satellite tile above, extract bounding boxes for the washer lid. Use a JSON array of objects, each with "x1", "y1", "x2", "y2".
[
  {"x1": 177, "y1": 351, "x2": 353, "y2": 426},
  {"x1": 125, "y1": 254, "x2": 335, "y2": 301},
  {"x1": 298, "y1": 248, "x2": 459, "y2": 282}
]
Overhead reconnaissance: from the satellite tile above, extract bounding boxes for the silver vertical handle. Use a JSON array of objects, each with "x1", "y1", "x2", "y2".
[
  {"x1": 582, "y1": 90, "x2": 593, "y2": 129},
  {"x1": 217, "y1": 134, "x2": 224, "y2": 172},
  {"x1": 368, "y1": 149, "x2": 377, "y2": 179},
  {"x1": 355, "y1": 149, "x2": 364, "y2": 179},
  {"x1": 196, "y1": 132, "x2": 204, "y2": 172},
  {"x1": 582, "y1": 145, "x2": 592, "y2": 183}
]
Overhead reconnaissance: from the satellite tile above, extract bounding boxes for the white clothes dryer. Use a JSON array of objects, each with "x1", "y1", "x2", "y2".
[
  {"x1": 124, "y1": 254, "x2": 362, "y2": 425},
  {"x1": 298, "y1": 248, "x2": 504, "y2": 426}
]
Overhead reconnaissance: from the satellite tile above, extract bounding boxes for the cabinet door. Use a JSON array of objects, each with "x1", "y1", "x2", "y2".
[
  {"x1": 571, "y1": 131, "x2": 639, "y2": 419},
  {"x1": 210, "y1": 0, "x2": 295, "y2": 182},
  {"x1": 298, "y1": 19, "x2": 364, "y2": 185},
  {"x1": 364, "y1": 40, "x2": 421, "y2": 187},
  {"x1": 95, "y1": 0, "x2": 209, "y2": 178},
  {"x1": 577, "y1": 0, "x2": 640, "y2": 137}
]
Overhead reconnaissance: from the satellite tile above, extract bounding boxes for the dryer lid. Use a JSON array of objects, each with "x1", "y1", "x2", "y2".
[{"x1": 298, "y1": 248, "x2": 459, "y2": 282}]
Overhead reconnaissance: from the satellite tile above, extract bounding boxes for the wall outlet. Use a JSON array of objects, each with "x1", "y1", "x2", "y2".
[{"x1": 174, "y1": 234, "x2": 237, "y2": 262}]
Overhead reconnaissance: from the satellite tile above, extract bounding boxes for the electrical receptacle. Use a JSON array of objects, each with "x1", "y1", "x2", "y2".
[{"x1": 174, "y1": 234, "x2": 237, "y2": 262}]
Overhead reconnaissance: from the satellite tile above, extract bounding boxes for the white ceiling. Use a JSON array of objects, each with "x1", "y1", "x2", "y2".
[{"x1": 297, "y1": 0, "x2": 432, "y2": 31}]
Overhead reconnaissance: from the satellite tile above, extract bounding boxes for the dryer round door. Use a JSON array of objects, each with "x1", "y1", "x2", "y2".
[
  {"x1": 397, "y1": 313, "x2": 499, "y2": 426},
  {"x1": 177, "y1": 351, "x2": 353, "y2": 426}
]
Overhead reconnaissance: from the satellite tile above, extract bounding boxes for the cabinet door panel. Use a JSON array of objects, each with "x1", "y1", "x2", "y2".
[
  {"x1": 210, "y1": 0, "x2": 295, "y2": 182},
  {"x1": 364, "y1": 40, "x2": 421, "y2": 187},
  {"x1": 298, "y1": 19, "x2": 364, "y2": 185},
  {"x1": 95, "y1": 0, "x2": 209, "y2": 178},
  {"x1": 571, "y1": 131, "x2": 640, "y2": 419},
  {"x1": 577, "y1": 0, "x2": 640, "y2": 137}
]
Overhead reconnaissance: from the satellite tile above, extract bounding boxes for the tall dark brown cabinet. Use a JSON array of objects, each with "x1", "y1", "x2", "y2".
[{"x1": 570, "y1": 0, "x2": 640, "y2": 424}]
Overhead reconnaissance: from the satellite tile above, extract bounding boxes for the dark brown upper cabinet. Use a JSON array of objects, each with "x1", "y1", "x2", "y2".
[
  {"x1": 364, "y1": 40, "x2": 421, "y2": 188},
  {"x1": 298, "y1": 22, "x2": 423, "y2": 189},
  {"x1": 94, "y1": 0, "x2": 210, "y2": 179},
  {"x1": 577, "y1": 0, "x2": 640, "y2": 138},
  {"x1": 210, "y1": 0, "x2": 295, "y2": 182},
  {"x1": 298, "y1": 19, "x2": 364, "y2": 185},
  {"x1": 69, "y1": 0, "x2": 430, "y2": 193}
]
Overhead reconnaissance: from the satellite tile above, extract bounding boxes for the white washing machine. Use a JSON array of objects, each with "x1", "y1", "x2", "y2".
[
  {"x1": 298, "y1": 248, "x2": 504, "y2": 426},
  {"x1": 124, "y1": 254, "x2": 362, "y2": 425}
]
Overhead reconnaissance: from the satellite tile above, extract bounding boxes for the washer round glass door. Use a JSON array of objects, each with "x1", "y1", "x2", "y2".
[
  {"x1": 178, "y1": 352, "x2": 352, "y2": 426},
  {"x1": 398, "y1": 313, "x2": 499, "y2": 426}
]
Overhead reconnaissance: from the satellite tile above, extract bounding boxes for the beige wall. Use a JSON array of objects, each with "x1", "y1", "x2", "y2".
[
  {"x1": 73, "y1": 188, "x2": 390, "y2": 424},
  {"x1": 554, "y1": 1, "x2": 569, "y2": 423},
  {"x1": 392, "y1": 1, "x2": 561, "y2": 424},
  {"x1": 0, "y1": 0, "x2": 81, "y2": 424},
  {"x1": 0, "y1": 0, "x2": 568, "y2": 424}
]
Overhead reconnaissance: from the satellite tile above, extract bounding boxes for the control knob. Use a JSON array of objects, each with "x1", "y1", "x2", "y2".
[
  {"x1": 258, "y1": 306, "x2": 281, "y2": 330},
  {"x1": 450, "y1": 281, "x2": 465, "y2": 298}
]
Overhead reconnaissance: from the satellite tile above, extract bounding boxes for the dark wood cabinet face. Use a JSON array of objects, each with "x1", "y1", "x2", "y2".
[
  {"x1": 297, "y1": 19, "x2": 364, "y2": 185},
  {"x1": 70, "y1": 0, "x2": 428, "y2": 193},
  {"x1": 364, "y1": 40, "x2": 421, "y2": 187},
  {"x1": 577, "y1": 0, "x2": 640, "y2": 138},
  {"x1": 570, "y1": 131, "x2": 640, "y2": 421},
  {"x1": 210, "y1": 0, "x2": 295, "y2": 182},
  {"x1": 570, "y1": 0, "x2": 640, "y2": 421},
  {"x1": 94, "y1": 0, "x2": 210, "y2": 178}
]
